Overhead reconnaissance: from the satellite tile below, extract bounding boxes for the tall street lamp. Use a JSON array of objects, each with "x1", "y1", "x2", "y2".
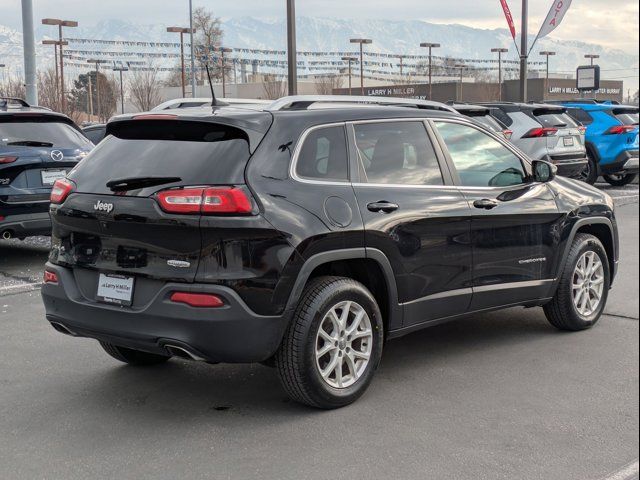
[
  {"x1": 216, "y1": 47, "x2": 233, "y2": 98},
  {"x1": 539, "y1": 50, "x2": 556, "y2": 86},
  {"x1": 286, "y1": 0, "x2": 297, "y2": 95},
  {"x1": 454, "y1": 63, "x2": 466, "y2": 102},
  {"x1": 112, "y1": 65, "x2": 129, "y2": 114},
  {"x1": 188, "y1": 0, "x2": 196, "y2": 97},
  {"x1": 87, "y1": 59, "x2": 108, "y2": 120},
  {"x1": 42, "y1": 18, "x2": 78, "y2": 111},
  {"x1": 491, "y1": 47, "x2": 508, "y2": 101},
  {"x1": 585, "y1": 54, "x2": 600, "y2": 66},
  {"x1": 42, "y1": 39, "x2": 68, "y2": 98},
  {"x1": 350, "y1": 38, "x2": 372, "y2": 95},
  {"x1": 167, "y1": 26, "x2": 195, "y2": 98},
  {"x1": 341, "y1": 56, "x2": 357, "y2": 95},
  {"x1": 420, "y1": 42, "x2": 440, "y2": 100}
]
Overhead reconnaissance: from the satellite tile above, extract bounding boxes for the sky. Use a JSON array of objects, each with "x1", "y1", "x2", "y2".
[{"x1": 1, "y1": 0, "x2": 638, "y2": 55}]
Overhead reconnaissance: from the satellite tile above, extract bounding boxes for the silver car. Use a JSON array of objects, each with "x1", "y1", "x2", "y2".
[{"x1": 481, "y1": 102, "x2": 588, "y2": 179}]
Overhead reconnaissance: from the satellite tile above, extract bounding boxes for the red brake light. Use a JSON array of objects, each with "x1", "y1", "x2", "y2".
[
  {"x1": 578, "y1": 126, "x2": 587, "y2": 135},
  {"x1": 503, "y1": 130, "x2": 513, "y2": 140},
  {"x1": 50, "y1": 178, "x2": 75, "y2": 204},
  {"x1": 522, "y1": 127, "x2": 558, "y2": 138},
  {"x1": 156, "y1": 187, "x2": 254, "y2": 215},
  {"x1": 44, "y1": 270, "x2": 58, "y2": 284},
  {"x1": 606, "y1": 125, "x2": 637, "y2": 135},
  {"x1": 0, "y1": 156, "x2": 17, "y2": 164},
  {"x1": 170, "y1": 292, "x2": 224, "y2": 308}
]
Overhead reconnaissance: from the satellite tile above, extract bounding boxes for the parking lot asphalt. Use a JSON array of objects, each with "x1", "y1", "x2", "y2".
[{"x1": 0, "y1": 202, "x2": 638, "y2": 480}]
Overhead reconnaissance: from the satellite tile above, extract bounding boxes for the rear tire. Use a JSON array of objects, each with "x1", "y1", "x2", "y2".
[
  {"x1": 544, "y1": 233, "x2": 610, "y2": 331},
  {"x1": 276, "y1": 276, "x2": 384, "y2": 409},
  {"x1": 100, "y1": 342, "x2": 171, "y2": 366},
  {"x1": 578, "y1": 153, "x2": 599, "y2": 185},
  {"x1": 603, "y1": 173, "x2": 637, "y2": 187}
]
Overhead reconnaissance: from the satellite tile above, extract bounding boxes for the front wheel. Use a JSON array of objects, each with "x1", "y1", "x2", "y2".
[
  {"x1": 603, "y1": 173, "x2": 637, "y2": 187},
  {"x1": 276, "y1": 276, "x2": 384, "y2": 409},
  {"x1": 544, "y1": 233, "x2": 610, "y2": 331}
]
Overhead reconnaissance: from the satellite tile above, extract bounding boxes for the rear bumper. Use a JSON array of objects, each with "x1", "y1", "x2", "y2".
[
  {"x1": 600, "y1": 150, "x2": 639, "y2": 175},
  {"x1": 0, "y1": 212, "x2": 51, "y2": 238},
  {"x1": 543, "y1": 155, "x2": 588, "y2": 178},
  {"x1": 41, "y1": 263, "x2": 291, "y2": 363}
]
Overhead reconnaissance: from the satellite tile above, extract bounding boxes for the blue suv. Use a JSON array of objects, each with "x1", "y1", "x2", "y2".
[
  {"x1": 558, "y1": 100, "x2": 638, "y2": 186},
  {"x1": 1, "y1": 98, "x2": 93, "y2": 239}
]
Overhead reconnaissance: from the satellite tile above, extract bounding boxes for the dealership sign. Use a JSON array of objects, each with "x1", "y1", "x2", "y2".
[{"x1": 576, "y1": 65, "x2": 601, "y2": 91}]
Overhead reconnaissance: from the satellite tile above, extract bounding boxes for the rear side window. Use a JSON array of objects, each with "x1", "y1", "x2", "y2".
[
  {"x1": 82, "y1": 127, "x2": 105, "y2": 145},
  {"x1": 354, "y1": 121, "x2": 443, "y2": 186},
  {"x1": 0, "y1": 119, "x2": 92, "y2": 149},
  {"x1": 69, "y1": 120, "x2": 252, "y2": 195},
  {"x1": 612, "y1": 109, "x2": 639, "y2": 126},
  {"x1": 567, "y1": 108, "x2": 593, "y2": 126},
  {"x1": 534, "y1": 110, "x2": 579, "y2": 128},
  {"x1": 489, "y1": 108, "x2": 513, "y2": 127},
  {"x1": 295, "y1": 125, "x2": 349, "y2": 182},
  {"x1": 471, "y1": 114, "x2": 505, "y2": 133},
  {"x1": 435, "y1": 121, "x2": 526, "y2": 187}
]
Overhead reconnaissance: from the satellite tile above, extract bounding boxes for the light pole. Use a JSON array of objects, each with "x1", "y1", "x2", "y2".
[
  {"x1": 341, "y1": 56, "x2": 357, "y2": 95},
  {"x1": 519, "y1": 0, "x2": 528, "y2": 101},
  {"x1": 420, "y1": 42, "x2": 440, "y2": 100},
  {"x1": 42, "y1": 18, "x2": 78, "y2": 111},
  {"x1": 454, "y1": 63, "x2": 466, "y2": 102},
  {"x1": 491, "y1": 47, "x2": 508, "y2": 101},
  {"x1": 350, "y1": 38, "x2": 372, "y2": 95},
  {"x1": 188, "y1": 0, "x2": 196, "y2": 97},
  {"x1": 42, "y1": 39, "x2": 67, "y2": 98},
  {"x1": 22, "y1": 0, "x2": 38, "y2": 105},
  {"x1": 87, "y1": 59, "x2": 108, "y2": 120},
  {"x1": 539, "y1": 50, "x2": 556, "y2": 90},
  {"x1": 585, "y1": 54, "x2": 600, "y2": 66},
  {"x1": 112, "y1": 66, "x2": 128, "y2": 114},
  {"x1": 167, "y1": 26, "x2": 194, "y2": 98},
  {"x1": 286, "y1": 0, "x2": 297, "y2": 95},
  {"x1": 217, "y1": 47, "x2": 233, "y2": 98}
]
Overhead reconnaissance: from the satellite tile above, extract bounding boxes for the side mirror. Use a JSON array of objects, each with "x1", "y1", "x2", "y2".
[{"x1": 532, "y1": 160, "x2": 557, "y2": 183}]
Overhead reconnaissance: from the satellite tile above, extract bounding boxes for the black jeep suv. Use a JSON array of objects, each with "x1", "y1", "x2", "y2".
[{"x1": 41, "y1": 96, "x2": 618, "y2": 408}]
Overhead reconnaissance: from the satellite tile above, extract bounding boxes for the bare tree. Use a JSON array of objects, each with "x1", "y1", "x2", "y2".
[
  {"x1": 37, "y1": 68, "x2": 61, "y2": 111},
  {"x1": 128, "y1": 68, "x2": 162, "y2": 112},
  {"x1": 314, "y1": 74, "x2": 344, "y2": 95},
  {"x1": 0, "y1": 75, "x2": 26, "y2": 99},
  {"x1": 261, "y1": 74, "x2": 287, "y2": 100},
  {"x1": 193, "y1": 6, "x2": 224, "y2": 83}
]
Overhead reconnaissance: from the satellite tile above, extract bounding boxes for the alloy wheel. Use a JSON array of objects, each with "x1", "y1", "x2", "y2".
[{"x1": 572, "y1": 251, "x2": 605, "y2": 317}]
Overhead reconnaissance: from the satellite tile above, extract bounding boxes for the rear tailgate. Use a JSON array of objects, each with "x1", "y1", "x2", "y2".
[
  {"x1": 532, "y1": 108, "x2": 585, "y2": 154},
  {"x1": 49, "y1": 115, "x2": 272, "y2": 289}
]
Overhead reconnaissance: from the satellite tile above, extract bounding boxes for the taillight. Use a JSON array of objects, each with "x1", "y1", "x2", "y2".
[
  {"x1": 606, "y1": 125, "x2": 637, "y2": 135},
  {"x1": 522, "y1": 127, "x2": 558, "y2": 138},
  {"x1": 0, "y1": 156, "x2": 17, "y2": 164},
  {"x1": 170, "y1": 292, "x2": 224, "y2": 308},
  {"x1": 50, "y1": 178, "x2": 75, "y2": 204},
  {"x1": 44, "y1": 270, "x2": 58, "y2": 284},
  {"x1": 578, "y1": 126, "x2": 587, "y2": 135},
  {"x1": 503, "y1": 130, "x2": 513, "y2": 140},
  {"x1": 156, "y1": 186, "x2": 254, "y2": 215}
]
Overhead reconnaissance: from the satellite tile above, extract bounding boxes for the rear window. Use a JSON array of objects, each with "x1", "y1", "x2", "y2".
[
  {"x1": 470, "y1": 114, "x2": 505, "y2": 133},
  {"x1": 69, "y1": 120, "x2": 252, "y2": 195},
  {"x1": 0, "y1": 118, "x2": 92, "y2": 148},
  {"x1": 533, "y1": 110, "x2": 579, "y2": 128},
  {"x1": 567, "y1": 108, "x2": 593, "y2": 126},
  {"x1": 489, "y1": 108, "x2": 513, "y2": 127},
  {"x1": 613, "y1": 109, "x2": 639, "y2": 126}
]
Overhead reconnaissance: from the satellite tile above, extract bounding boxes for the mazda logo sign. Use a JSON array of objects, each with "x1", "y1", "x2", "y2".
[{"x1": 50, "y1": 150, "x2": 64, "y2": 161}]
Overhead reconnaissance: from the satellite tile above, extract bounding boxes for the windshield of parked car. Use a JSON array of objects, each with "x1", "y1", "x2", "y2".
[{"x1": 0, "y1": 119, "x2": 92, "y2": 149}]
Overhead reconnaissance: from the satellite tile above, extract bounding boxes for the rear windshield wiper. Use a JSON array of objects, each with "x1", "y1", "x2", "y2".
[
  {"x1": 106, "y1": 176, "x2": 182, "y2": 192},
  {"x1": 5, "y1": 140, "x2": 54, "y2": 147}
]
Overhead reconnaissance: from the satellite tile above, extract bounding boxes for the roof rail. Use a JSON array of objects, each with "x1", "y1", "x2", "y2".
[
  {"x1": 0, "y1": 97, "x2": 30, "y2": 110},
  {"x1": 266, "y1": 95, "x2": 457, "y2": 113}
]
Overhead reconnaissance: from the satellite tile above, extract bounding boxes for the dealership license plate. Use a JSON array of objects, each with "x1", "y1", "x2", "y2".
[
  {"x1": 563, "y1": 137, "x2": 575, "y2": 147},
  {"x1": 41, "y1": 169, "x2": 67, "y2": 186},
  {"x1": 96, "y1": 273, "x2": 135, "y2": 306}
]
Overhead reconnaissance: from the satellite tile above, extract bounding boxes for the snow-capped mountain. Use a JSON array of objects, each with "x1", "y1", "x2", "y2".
[{"x1": 1, "y1": 17, "x2": 638, "y2": 89}]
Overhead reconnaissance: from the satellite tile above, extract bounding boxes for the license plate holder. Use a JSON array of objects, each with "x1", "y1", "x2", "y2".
[
  {"x1": 563, "y1": 137, "x2": 575, "y2": 147},
  {"x1": 41, "y1": 169, "x2": 67, "y2": 186},
  {"x1": 96, "y1": 273, "x2": 135, "y2": 306}
]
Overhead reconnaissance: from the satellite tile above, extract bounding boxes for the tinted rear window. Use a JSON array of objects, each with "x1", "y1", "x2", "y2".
[
  {"x1": 613, "y1": 109, "x2": 639, "y2": 125},
  {"x1": 567, "y1": 108, "x2": 593, "y2": 125},
  {"x1": 69, "y1": 121, "x2": 252, "y2": 195},
  {"x1": 471, "y1": 114, "x2": 505, "y2": 132},
  {"x1": 0, "y1": 118, "x2": 91, "y2": 148},
  {"x1": 534, "y1": 111, "x2": 579, "y2": 128},
  {"x1": 489, "y1": 108, "x2": 513, "y2": 127}
]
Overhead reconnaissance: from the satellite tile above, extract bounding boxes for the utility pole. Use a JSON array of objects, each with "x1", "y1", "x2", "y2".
[
  {"x1": 420, "y1": 42, "x2": 440, "y2": 100},
  {"x1": 42, "y1": 39, "x2": 68, "y2": 99},
  {"x1": 342, "y1": 56, "x2": 357, "y2": 95},
  {"x1": 350, "y1": 38, "x2": 372, "y2": 95},
  {"x1": 519, "y1": 0, "x2": 528, "y2": 101},
  {"x1": 286, "y1": 0, "x2": 297, "y2": 95},
  {"x1": 167, "y1": 27, "x2": 194, "y2": 98},
  {"x1": 491, "y1": 48, "x2": 508, "y2": 101},
  {"x1": 21, "y1": 0, "x2": 38, "y2": 105},
  {"x1": 540, "y1": 50, "x2": 556, "y2": 96},
  {"x1": 42, "y1": 18, "x2": 78, "y2": 111},
  {"x1": 454, "y1": 63, "x2": 465, "y2": 102},
  {"x1": 87, "y1": 59, "x2": 107, "y2": 120},
  {"x1": 218, "y1": 47, "x2": 233, "y2": 98},
  {"x1": 188, "y1": 0, "x2": 196, "y2": 97},
  {"x1": 585, "y1": 54, "x2": 599, "y2": 66},
  {"x1": 112, "y1": 66, "x2": 128, "y2": 114}
]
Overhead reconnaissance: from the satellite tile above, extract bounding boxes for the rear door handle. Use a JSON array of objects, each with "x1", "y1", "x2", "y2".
[
  {"x1": 367, "y1": 201, "x2": 399, "y2": 213},
  {"x1": 473, "y1": 199, "x2": 499, "y2": 210}
]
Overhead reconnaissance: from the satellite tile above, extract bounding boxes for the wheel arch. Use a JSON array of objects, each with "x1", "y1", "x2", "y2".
[{"x1": 285, "y1": 248, "x2": 402, "y2": 332}]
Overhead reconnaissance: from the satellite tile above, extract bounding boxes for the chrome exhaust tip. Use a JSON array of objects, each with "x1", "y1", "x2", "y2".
[
  {"x1": 164, "y1": 344, "x2": 205, "y2": 362},
  {"x1": 50, "y1": 321, "x2": 76, "y2": 336},
  {"x1": 1, "y1": 230, "x2": 12, "y2": 240}
]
